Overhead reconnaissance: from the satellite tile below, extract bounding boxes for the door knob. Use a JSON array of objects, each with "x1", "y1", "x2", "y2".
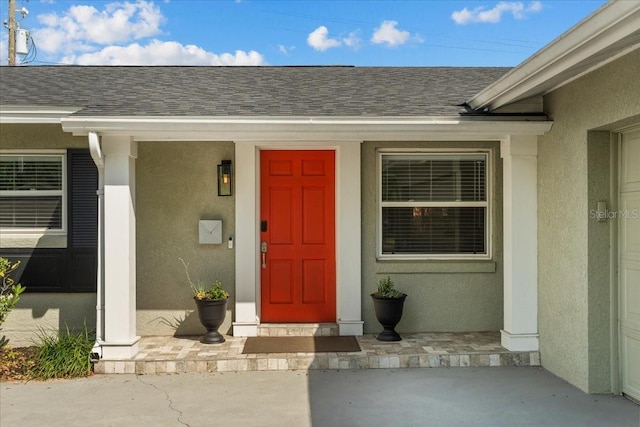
[{"x1": 261, "y1": 241, "x2": 267, "y2": 268}]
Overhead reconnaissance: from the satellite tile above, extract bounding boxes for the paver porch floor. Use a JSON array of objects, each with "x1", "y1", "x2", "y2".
[{"x1": 94, "y1": 331, "x2": 541, "y2": 374}]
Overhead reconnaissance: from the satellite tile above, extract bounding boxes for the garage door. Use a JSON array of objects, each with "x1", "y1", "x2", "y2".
[{"x1": 619, "y1": 128, "x2": 640, "y2": 402}]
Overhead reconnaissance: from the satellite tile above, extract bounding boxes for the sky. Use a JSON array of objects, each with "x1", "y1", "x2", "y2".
[{"x1": 0, "y1": 0, "x2": 609, "y2": 66}]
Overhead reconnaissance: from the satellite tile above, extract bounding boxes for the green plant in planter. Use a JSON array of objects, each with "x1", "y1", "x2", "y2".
[
  {"x1": 371, "y1": 276, "x2": 407, "y2": 341},
  {"x1": 179, "y1": 257, "x2": 229, "y2": 344},
  {"x1": 373, "y1": 276, "x2": 403, "y2": 298},
  {"x1": 192, "y1": 280, "x2": 229, "y2": 301},
  {"x1": 179, "y1": 258, "x2": 229, "y2": 301}
]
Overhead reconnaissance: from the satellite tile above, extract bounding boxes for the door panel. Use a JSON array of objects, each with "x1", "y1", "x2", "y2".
[
  {"x1": 620, "y1": 129, "x2": 640, "y2": 401},
  {"x1": 269, "y1": 260, "x2": 294, "y2": 304},
  {"x1": 261, "y1": 150, "x2": 336, "y2": 322},
  {"x1": 302, "y1": 260, "x2": 327, "y2": 303},
  {"x1": 270, "y1": 188, "x2": 293, "y2": 244},
  {"x1": 302, "y1": 187, "x2": 326, "y2": 244}
]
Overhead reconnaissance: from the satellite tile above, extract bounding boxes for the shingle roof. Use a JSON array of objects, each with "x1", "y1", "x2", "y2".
[{"x1": 0, "y1": 66, "x2": 509, "y2": 117}]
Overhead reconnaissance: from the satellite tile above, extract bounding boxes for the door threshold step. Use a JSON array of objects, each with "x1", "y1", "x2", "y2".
[{"x1": 257, "y1": 323, "x2": 339, "y2": 337}]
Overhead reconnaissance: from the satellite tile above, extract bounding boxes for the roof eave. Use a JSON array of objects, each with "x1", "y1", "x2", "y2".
[
  {"x1": 59, "y1": 115, "x2": 552, "y2": 141},
  {"x1": 467, "y1": 1, "x2": 640, "y2": 111},
  {"x1": 0, "y1": 106, "x2": 83, "y2": 123}
]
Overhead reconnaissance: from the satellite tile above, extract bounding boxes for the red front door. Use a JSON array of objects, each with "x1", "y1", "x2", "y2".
[{"x1": 260, "y1": 150, "x2": 336, "y2": 322}]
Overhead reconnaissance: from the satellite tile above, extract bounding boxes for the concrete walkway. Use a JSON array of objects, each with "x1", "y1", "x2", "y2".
[{"x1": 1, "y1": 367, "x2": 638, "y2": 427}]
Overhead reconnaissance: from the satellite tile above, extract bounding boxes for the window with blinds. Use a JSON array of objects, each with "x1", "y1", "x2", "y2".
[
  {"x1": 380, "y1": 152, "x2": 489, "y2": 257},
  {"x1": 0, "y1": 155, "x2": 65, "y2": 230}
]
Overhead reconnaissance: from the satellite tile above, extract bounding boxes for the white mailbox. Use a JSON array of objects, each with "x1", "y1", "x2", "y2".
[{"x1": 198, "y1": 220, "x2": 222, "y2": 244}]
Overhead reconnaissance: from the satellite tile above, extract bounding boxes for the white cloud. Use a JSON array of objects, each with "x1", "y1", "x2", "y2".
[
  {"x1": 35, "y1": 1, "x2": 164, "y2": 53},
  {"x1": 278, "y1": 44, "x2": 296, "y2": 56},
  {"x1": 307, "y1": 26, "x2": 342, "y2": 51},
  {"x1": 343, "y1": 31, "x2": 361, "y2": 49},
  {"x1": 26, "y1": 1, "x2": 266, "y2": 65},
  {"x1": 307, "y1": 26, "x2": 362, "y2": 52},
  {"x1": 61, "y1": 40, "x2": 265, "y2": 65},
  {"x1": 370, "y1": 20, "x2": 421, "y2": 47},
  {"x1": 0, "y1": 32, "x2": 7, "y2": 65},
  {"x1": 452, "y1": 1, "x2": 542, "y2": 25},
  {"x1": 527, "y1": 1, "x2": 543, "y2": 13}
]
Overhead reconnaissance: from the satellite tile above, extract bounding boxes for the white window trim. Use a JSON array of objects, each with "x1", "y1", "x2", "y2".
[
  {"x1": 377, "y1": 148, "x2": 493, "y2": 261},
  {"x1": 0, "y1": 150, "x2": 67, "y2": 237}
]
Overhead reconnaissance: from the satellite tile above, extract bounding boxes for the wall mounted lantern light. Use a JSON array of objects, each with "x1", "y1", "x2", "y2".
[{"x1": 217, "y1": 160, "x2": 233, "y2": 196}]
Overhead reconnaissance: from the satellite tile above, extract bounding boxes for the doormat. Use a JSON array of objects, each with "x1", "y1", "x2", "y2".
[{"x1": 242, "y1": 336, "x2": 361, "y2": 354}]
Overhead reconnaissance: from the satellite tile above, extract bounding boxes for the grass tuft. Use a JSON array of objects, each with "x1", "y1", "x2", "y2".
[{"x1": 32, "y1": 324, "x2": 95, "y2": 380}]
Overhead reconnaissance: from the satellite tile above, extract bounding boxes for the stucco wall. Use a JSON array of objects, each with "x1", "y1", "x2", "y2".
[
  {"x1": 136, "y1": 141, "x2": 235, "y2": 336},
  {"x1": 361, "y1": 141, "x2": 504, "y2": 333},
  {"x1": 0, "y1": 128, "x2": 237, "y2": 341},
  {"x1": 538, "y1": 49, "x2": 640, "y2": 393},
  {"x1": 0, "y1": 124, "x2": 87, "y2": 150},
  {"x1": 1, "y1": 294, "x2": 96, "y2": 347},
  {"x1": 0, "y1": 124, "x2": 95, "y2": 346}
]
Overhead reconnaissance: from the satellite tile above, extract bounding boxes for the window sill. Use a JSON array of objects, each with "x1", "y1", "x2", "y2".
[
  {"x1": 0, "y1": 232, "x2": 67, "y2": 249},
  {"x1": 375, "y1": 259, "x2": 496, "y2": 274}
]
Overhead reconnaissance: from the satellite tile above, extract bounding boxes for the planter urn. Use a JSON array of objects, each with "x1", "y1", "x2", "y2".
[
  {"x1": 194, "y1": 298, "x2": 228, "y2": 344},
  {"x1": 371, "y1": 294, "x2": 407, "y2": 342}
]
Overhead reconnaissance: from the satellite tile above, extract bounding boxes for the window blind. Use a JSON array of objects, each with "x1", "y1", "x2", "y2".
[
  {"x1": 381, "y1": 153, "x2": 488, "y2": 257},
  {"x1": 382, "y1": 155, "x2": 486, "y2": 202},
  {"x1": 382, "y1": 206, "x2": 485, "y2": 254},
  {"x1": 0, "y1": 196, "x2": 63, "y2": 228},
  {"x1": 0, "y1": 156, "x2": 62, "y2": 191},
  {"x1": 0, "y1": 155, "x2": 64, "y2": 229}
]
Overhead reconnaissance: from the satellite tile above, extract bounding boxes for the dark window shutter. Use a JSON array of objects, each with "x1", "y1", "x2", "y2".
[
  {"x1": 68, "y1": 150, "x2": 98, "y2": 248},
  {"x1": 67, "y1": 149, "x2": 98, "y2": 292}
]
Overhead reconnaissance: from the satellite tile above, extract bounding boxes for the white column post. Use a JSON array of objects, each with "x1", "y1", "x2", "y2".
[
  {"x1": 337, "y1": 142, "x2": 364, "y2": 335},
  {"x1": 100, "y1": 136, "x2": 140, "y2": 358},
  {"x1": 501, "y1": 135, "x2": 539, "y2": 351},
  {"x1": 233, "y1": 142, "x2": 259, "y2": 336}
]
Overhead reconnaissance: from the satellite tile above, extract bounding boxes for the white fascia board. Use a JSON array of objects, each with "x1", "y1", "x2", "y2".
[
  {"x1": 60, "y1": 116, "x2": 553, "y2": 141},
  {"x1": 0, "y1": 106, "x2": 83, "y2": 123},
  {"x1": 467, "y1": 1, "x2": 640, "y2": 111}
]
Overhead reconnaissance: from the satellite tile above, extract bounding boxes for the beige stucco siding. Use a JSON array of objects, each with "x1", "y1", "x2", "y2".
[
  {"x1": 136, "y1": 141, "x2": 235, "y2": 336},
  {"x1": 0, "y1": 128, "x2": 236, "y2": 340},
  {"x1": 538, "y1": 49, "x2": 640, "y2": 393},
  {"x1": 0, "y1": 124, "x2": 88, "y2": 150},
  {"x1": 0, "y1": 294, "x2": 96, "y2": 347},
  {"x1": 361, "y1": 141, "x2": 504, "y2": 333}
]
